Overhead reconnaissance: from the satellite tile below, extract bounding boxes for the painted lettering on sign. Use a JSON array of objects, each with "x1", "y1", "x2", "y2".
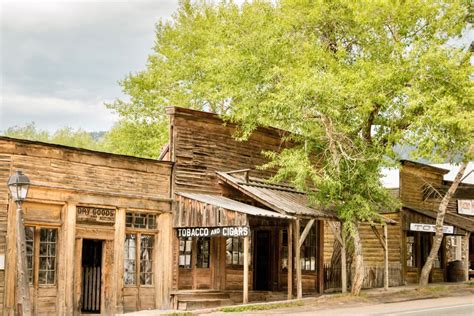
[
  {"x1": 76, "y1": 206, "x2": 115, "y2": 224},
  {"x1": 409, "y1": 223, "x2": 454, "y2": 234},
  {"x1": 177, "y1": 226, "x2": 250, "y2": 238},
  {"x1": 458, "y1": 200, "x2": 474, "y2": 216}
]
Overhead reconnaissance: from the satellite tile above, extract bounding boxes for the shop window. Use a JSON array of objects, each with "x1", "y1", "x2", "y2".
[
  {"x1": 126, "y1": 212, "x2": 157, "y2": 229},
  {"x1": 179, "y1": 237, "x2": 192, "y2": 269},
  {"x1": 447, "y1": 236, "x2": 462, "y2": 261},
  {"x1": 124, "y1": 211, "x2": 156, "y2": 286},
  {"x1": 25, "y1": 226, "x2": 58, "y2": 286},
  {"x1": 226, "y1": 237, "x2": 243, "y2": 266},
  {"x1": 281, "y1": 230, "x2": 288, "y2": 271},
  {"x1": 196, "y1": 237, "x2": 210, "y2": 268},
  {"x1": 406, "y1": 232, "x2": 416, "y2": 268},
  {"x1": 300, "y1": 225, "x2": 317, "y2": 271}
]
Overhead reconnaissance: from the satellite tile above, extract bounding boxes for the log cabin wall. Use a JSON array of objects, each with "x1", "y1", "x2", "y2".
[{"x1": 0, "y1": 137, "x2": 173, "y2": 315}]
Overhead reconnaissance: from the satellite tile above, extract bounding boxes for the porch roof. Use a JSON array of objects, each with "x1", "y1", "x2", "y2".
[
  {"x1": 404, "y1": 205, "x2": 474, "y2": 232},
  {"x1": 176, "y1": 192, "x2": 294, "y2": 220},
  {"x1": 216, "y1": 170, "x2": 337, "y2": 220}
]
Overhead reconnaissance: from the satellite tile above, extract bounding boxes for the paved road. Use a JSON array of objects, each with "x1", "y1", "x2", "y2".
[{"x1": 209, "y1": 295, "x2": 474, "y2": 316}]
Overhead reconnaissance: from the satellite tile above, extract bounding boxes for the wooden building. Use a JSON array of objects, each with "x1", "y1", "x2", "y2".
[
  {"x1": 0, "y1": 137, "x2": 174, "y2": 315},
  {"x1": 399, "y1": 161, "x2": 474, "y2": 284},
  {"x1": 163, "y1": 107, "x2": 338, "y2": 309}
]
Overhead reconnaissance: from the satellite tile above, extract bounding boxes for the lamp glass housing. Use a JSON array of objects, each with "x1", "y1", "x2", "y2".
[{"x1": 7, "y1": 171, "x2": 30, "y2": 203}]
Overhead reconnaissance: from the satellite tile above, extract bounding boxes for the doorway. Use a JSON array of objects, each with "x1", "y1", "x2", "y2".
[
  {"x1": 254, "y1": 231, "x2": 271, "y2": 290},
  {"x1": 81, "y1": 239, "x2": 103, "y2": 313}
]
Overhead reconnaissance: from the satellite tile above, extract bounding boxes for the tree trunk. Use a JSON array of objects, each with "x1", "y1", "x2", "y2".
[
  {"x1": 419, "y1": 161, "x2": 468, "y2": 287},
  {"x1": 350, "y1": 221, "x2": 364, "y2": 295}
]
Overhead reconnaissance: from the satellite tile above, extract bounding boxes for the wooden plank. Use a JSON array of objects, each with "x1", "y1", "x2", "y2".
[
  {"x1": 243, "y1": 236, "x2": 249, "y2": 304},
  {"x1": 294, "y1": 220, "x2": 302, "y2": 299},
  {"x1": 287, "y1": 221, "x2": 293, "y2": 300},
  {"x1": 383, "y1": 224, "x2": 389, "y2": 291},
  {"x1": 299, "y1": 219, "x2": 315, "y2": 249},
  {"x1": 113, "y1": 208, "x2": 125, "y2": 313}
]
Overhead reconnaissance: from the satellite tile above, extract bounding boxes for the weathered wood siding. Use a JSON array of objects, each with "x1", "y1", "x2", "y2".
[
  {"x1": 0, "y1": 137, "x2": 173, "y2": 314},
  {"x1": 167, "y1": 107, "x2": 288, "y2": 195}
]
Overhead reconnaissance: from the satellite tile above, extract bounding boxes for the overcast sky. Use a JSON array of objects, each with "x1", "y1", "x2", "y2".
[{"x1": 0, "y1": 0, "x2": 179, "y2": 132}]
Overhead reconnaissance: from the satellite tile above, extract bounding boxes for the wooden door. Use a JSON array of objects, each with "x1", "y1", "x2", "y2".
[
  {"x1": 194, "y1": 237, "x2": 212, "y2": 289},
  {"x1": 81, "y1": 239, "x2": 103, "y2": 313}
]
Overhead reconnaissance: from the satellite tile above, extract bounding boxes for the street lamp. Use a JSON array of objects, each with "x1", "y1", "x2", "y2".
[
  {"x1": 7, "y1": 171, "x2": 30, "y2": 206},
  {"x1": 7, "y1": 170, "x2": 31, "y2": 315}
]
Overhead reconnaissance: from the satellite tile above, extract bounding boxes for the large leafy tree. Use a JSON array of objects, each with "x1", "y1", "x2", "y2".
[{"x1": 109, "y1": 0, "x2": 473, "y2": 294}]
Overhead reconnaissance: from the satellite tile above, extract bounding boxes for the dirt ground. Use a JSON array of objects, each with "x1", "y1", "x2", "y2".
[{"x1": 198, "y1": 282, "x2": 474, "y2": 316}]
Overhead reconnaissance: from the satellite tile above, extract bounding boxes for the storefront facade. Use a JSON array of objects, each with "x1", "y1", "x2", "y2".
[
  {"x1": 399, "y1": 161, "x2": 474, "y2": 284},
  {"x1": 1, "y1": 137, "x2": 174, "y2": 315}
]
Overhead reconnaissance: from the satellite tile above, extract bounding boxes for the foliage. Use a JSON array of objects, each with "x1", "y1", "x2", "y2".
[
  {"x1": 101, "y1": 120, "x2": 168, "y2": 158},
  {"x1": 110, "y1": 0, "x2": 472, "y2": 221},
  {"x1": 220, "y1": 300, "x2": 303, "y2": 312},
  {"x1": 2, "y1": 123, "x2": 102, "y2": 151}
]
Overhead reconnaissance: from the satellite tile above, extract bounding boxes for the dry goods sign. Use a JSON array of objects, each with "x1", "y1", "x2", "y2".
[
  {"x1": 176, "y1": 226, "x2": 250, "y2": 238},
  {"x1": 76, "y1": 206, "x2": 115, "y2": 225}
]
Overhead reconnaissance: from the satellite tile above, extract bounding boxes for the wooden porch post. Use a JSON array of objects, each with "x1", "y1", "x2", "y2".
[
  {"x1": 287, "y1": 221, "x2": 293, "y2": 300},
  {"x1": 383, "y1": 224, "x2": 389, "y2": 291},
  {"x1": 294, "y1": 219, "x2": 302, "y2": 299},
  {"x1": 243, "y1": 235, "x2": 249, "y2": 304},
  {"x1": 341, "y1": 226, "x2": 347, "y2": 293},
  {"x1": 464, "y1": 232, "x2": 470, "y2": 281}
]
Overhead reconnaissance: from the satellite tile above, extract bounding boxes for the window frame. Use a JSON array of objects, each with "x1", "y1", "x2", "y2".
[
  {"x1": 196, "y1": 237, "x2": 210, "y2": 269},
  {"x1": 178, "y1": 237, "x2": 193, "y2": 269},
  {"x1": 300, "y1": 225, "x2": 317, "y2": 272},
  {"x1": 226, "y1": 237, "x2": 244, "y2": 268},
  {"x1": 124, "y1": 211, "x2": 158, "y2": 288},
  {"x1": 24, "y1": 225, "x2": 59, "y2": 288}
]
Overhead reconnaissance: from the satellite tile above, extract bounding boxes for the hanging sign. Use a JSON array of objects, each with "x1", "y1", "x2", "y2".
[
  {"x1": 176, "y1": 226, "x2": 250, "y2": 238},
  {"x1": 409, "y1": 223, "x2": 454, "y2": 234},
  {"x1": 458, "y1": 200, "x2": 474, "y2": 216},
  {"x1": 76, "y1": 206, "x2": 115, "y2": 224}
]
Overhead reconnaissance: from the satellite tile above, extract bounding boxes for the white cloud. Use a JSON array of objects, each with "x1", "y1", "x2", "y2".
[
  {"x1": 1, "y1": 0, "x2": 179, "y2": 132},
  {"x1": 0, "y1": 92, "x2": 119, "y2": 132}
]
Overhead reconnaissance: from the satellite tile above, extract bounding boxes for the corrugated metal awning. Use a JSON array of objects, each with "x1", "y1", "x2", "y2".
[
  {"x1": 216, "y1": 171, "x2": 337, "y2": 219},
  {"x1": 176, "y1": 192, "x2": 294, "y2": 220}
]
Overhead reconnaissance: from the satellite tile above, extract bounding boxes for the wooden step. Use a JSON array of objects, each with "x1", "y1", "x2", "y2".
[{"x1": 178, "y1": 298, "x2": 234, "y2": 310}]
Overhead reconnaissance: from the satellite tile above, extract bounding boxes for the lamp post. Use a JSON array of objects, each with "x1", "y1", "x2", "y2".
[{"x1": 7, "y1": 171, "x2": 31, "y2": 315}]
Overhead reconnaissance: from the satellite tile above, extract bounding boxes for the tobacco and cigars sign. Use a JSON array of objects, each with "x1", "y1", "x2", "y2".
[
  {"x1": 76, "y1": 206, "x2": 115, "y2": 224},
  {"x1": 176, "y1": 226, "x2": 250, "y2": 238},
  {"x1": 409, "y1": 223, "x2": 454, "y2": 234}
]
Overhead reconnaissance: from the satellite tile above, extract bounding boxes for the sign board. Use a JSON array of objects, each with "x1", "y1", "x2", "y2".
[
  {"x1": 76, "y1": 206, "x2": 115, "y2": 225},
  {"x1": 177, "y1": 226, "x2": 250, "y2": 238},
  {"x1": 458, "y1": 200, "x2": 474, "y2": 216},
  {"x1": 0, "y1": 254, "x2": 4, "y2": 270},
  {"x1": 410, "y1": 223, "x2": 454, "y2": 234}
]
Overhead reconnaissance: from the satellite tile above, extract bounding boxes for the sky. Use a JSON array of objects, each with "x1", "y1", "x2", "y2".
[{"x1": 0, "y1": 0, "x2": 180, "y2": 132}]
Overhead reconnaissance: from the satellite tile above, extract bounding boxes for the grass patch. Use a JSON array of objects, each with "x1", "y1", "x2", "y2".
[{"x1": 220, "y1": 300, "x2": 303, "y2": 312}]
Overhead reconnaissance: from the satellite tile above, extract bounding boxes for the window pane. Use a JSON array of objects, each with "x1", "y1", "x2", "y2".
[
  {"x1": 197, "y1": 238, "x2": 210, "y2": 268},
  {"x1": 124, "y1": 234, "x2": 137, "y2": 285},
  {"x1": 25, "y1": 227, "x2": 34, "y2": 284},
  {"x1": 38, "y1": 228, "x2": 57, "y2": 285},
  {"x1": 179, "y1": 237, "x2": 192, "y2": 268},
  {"x1": 140, "y1": 235, "x2": 154, "y2": 285},
  {"x1": 126, "y1": 213, "x2": 133, "y2": 228}
]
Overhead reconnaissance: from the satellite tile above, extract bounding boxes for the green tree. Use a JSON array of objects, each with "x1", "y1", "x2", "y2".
[
  {"x1": 101, "y1": 120, "x2": 168, "y2": 158},
  {"x1": 109, "y1": 0, "x2": 473, "y2": 294},
  {"x1": 2, "y1": 123, "x2": 102, "y2": 151}
]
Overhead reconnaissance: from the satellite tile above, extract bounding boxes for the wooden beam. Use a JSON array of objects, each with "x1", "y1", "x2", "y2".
[
  {"x1": 371, "y1": 225, "x2": 386, "y2": 251},
  {"x1": 287, "y1": 222, "x2": 293, "y2": 300},
  {"x1": 383, "y1": 224, "x2": 389, "y2": 291},
  {"x1": 464, "y1": 232, "x2": 471, "y2": 281},
  {"x1": 294, "y1": 219, "x2": 302, "y2": 299},
  {"x1": 298, "y1": 219, "x2": 315, "y2": 249},
  {"x1": 243, "y1": 236, "x2": 249, "y2": 304}
]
